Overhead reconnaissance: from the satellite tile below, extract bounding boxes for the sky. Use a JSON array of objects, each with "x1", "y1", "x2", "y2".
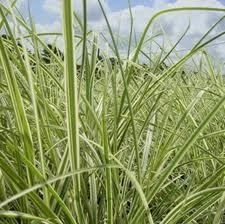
[{"x1": 1, "y1": 0, "x2": 225, "y2": 63}]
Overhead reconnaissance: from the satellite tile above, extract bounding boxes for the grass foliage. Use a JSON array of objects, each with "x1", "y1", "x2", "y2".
[{"x1": 0, "y1": 0, "x2": 225, "y2": 223}]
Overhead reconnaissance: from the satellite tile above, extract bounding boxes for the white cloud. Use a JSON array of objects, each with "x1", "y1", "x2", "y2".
[
  {"x1": 28, "y1": 0, "x2": 225, "y2": 61},
  {"x1": 156, "y1": 0, "x2": 225, "y2": 60},
  {"x1": 42, "y1": 0, "x2": 61, "y2": 15},
  {"x1": 42, "y1": 0, "x2": 110, "y2": 21},
  {"x1": 35, "y1": 21, "x2": 62, "y2": 34},
  {"x1": 98, "y1": 0, "x2": 225, "y2": 60}
]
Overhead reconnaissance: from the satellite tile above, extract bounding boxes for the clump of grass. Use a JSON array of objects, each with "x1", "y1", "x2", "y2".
[{"x1": 0, "y1": 1, "x2": 225, "y2": 223}]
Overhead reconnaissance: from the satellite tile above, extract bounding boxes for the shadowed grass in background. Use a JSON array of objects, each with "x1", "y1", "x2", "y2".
[{"x1": 0, "y1": 0, "x2": 225, "y2": 223}]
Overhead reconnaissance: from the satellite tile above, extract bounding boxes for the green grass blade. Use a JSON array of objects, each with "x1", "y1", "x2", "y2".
[{"x1": 62, "y1": 0, "x2": 84, "y2": 222}]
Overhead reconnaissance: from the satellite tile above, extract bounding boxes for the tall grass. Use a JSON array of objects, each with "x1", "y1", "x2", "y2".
[{"x1": 0, "y1": 1, "x2": 225, "y2": 223}]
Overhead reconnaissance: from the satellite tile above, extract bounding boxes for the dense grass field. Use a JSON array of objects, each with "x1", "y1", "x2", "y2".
[{"x1": 1, "y1": 1, "x2": 225, "y2": 223}]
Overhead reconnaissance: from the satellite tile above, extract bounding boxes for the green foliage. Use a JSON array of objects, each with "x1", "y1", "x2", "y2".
[{"x1": 0, "y1": 1, "x2": 225, "y2": 223}]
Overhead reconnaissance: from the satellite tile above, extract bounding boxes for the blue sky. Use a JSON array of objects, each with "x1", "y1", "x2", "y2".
[
  {"x1": 27, "y1": 0, "x2": 225, "y2": 24},
  {"x1": 27, "y1": 0, "x2": 153, "y2": 23},
  {"x1": 107, "y1": 0, "x2": 154, "y2": 11},
  {"x1": 8, "y1": 0, "x2": 225, "y2": 60}
]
